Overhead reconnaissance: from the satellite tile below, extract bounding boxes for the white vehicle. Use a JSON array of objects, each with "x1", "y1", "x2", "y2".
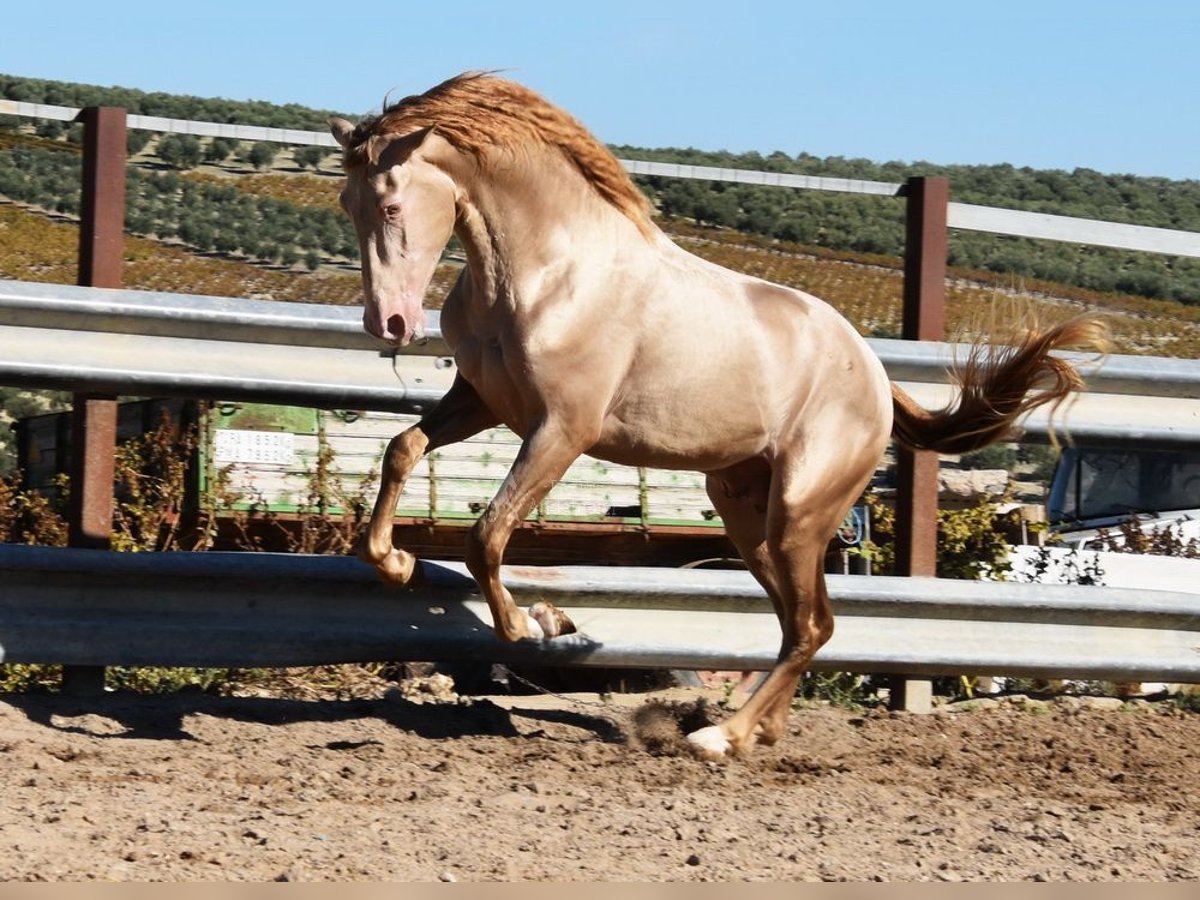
[
  {"x1": 1045, "y1": 447, "x2": 1200, "y2": 551},
  {"x1": 1007, "y1": 446, "x2": 1200, "y2": 601}
]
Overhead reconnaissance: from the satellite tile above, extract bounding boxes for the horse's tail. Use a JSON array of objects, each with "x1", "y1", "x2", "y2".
[{"x1": 890, "y1": 316, "x2": 1109, "y2": 455}]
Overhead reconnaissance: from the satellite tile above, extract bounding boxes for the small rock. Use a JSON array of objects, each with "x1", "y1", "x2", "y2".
[
  {"x1": 439, "y1": 871, "x2": 458, "y2": 882},
  {"x1": 946, "y1": 698, "x2": 1000, "y2": 713},
  {"x1": 685, "y1": 854, "x2": 701, "y2": 866},
  {"x1": 1008, "y1": 695, "x2": 1050, "y2": 712},
  {"x1": 1079, "y1": 696, "x2": 1125, "y2": 711}
]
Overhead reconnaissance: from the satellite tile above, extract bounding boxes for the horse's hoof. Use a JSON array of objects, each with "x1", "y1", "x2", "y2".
[
  {"x1": 528, "y1": 601, "x2": 577, "y2": 638},
  {"x1": 373, "y1": 548, "x2": 419, "y2": 586},
  {"x1": 686, "y1": 725, "x2": 732, "y2": 760}
]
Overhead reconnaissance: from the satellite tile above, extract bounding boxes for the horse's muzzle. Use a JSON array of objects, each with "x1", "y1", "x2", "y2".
[{"x1": 364, "y1": 310, "x2": 424, "y2": 346}]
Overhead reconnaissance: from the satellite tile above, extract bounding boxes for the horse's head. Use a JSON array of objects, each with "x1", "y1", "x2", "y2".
[{"x1": 330, "y1": 118, "x2": 457, "y2": 345}]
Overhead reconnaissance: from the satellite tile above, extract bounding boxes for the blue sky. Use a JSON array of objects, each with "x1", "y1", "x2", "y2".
[{"x1": 5, "y1": 1, "x2": 1199, "y2": 179}]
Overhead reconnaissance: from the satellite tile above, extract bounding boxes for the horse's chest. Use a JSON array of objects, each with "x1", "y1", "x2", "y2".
[{"x1": 452, "y1": 336, "x2": 531, "y2": 434}]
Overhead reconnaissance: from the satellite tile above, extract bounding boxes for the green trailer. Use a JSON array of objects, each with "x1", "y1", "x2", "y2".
[{"x1": 16, "y1": 398, "x2": 741, "y2": 566}]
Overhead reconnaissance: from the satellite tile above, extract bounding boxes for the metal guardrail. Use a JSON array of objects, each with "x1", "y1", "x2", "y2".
[
  {"x1": 0, "y1": 279, "x2": 395, "y2": 350},
  {"x1": 3, "y1": 281, "x2": 1198, "y2": 679},
  {"x1": 1, "y1": 546, "x2": 1197, "y2": 681},
  {"x1": 0, "y1": 280, "x2": 451, "y2": 415},
  {"x1": 3, "y1": 279, "x2": 1199, "y2": 446}
]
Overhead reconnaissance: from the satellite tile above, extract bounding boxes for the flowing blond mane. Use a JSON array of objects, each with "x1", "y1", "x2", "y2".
[{"x1": 343, "y1": 72, "x2": 653, "y2": 233}]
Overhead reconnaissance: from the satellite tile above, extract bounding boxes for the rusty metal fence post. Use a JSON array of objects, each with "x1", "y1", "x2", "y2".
[
  {"x1": 63, "y1": 107, "x2": 127, "y2": 695},
  {"x1": 890, "y1": 176, "x2": 949, "y2": 713}
]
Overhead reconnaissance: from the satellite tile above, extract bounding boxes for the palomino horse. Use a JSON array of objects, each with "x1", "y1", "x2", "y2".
[{"x1": 330, "y1": 73, "x2": 1103, "y2": 757}]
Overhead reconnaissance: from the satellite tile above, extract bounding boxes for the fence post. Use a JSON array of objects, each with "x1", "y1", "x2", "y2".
[
  {"x1": 890, "y1": 175, "x2": 949, "y2": 713},
  {"x1": 63, "y1": 107, "x2": 127, "y2": 696}
]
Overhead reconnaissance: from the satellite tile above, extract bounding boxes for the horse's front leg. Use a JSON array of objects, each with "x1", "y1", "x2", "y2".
[
  {"x1": 360, "y1": 374, "x2": 498, "y2": 585},
  {"x1": 465, "y1": 418, "x2": 587, "y2": 641}
]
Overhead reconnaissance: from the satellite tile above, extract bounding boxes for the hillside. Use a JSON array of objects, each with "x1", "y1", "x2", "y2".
[
  {"x1": 619, "y1": 145, "x2": 1200, "y2": 305},
  {"x1": 4, "y1": 71, "x2": 1199, "y2": 307},
  {"x1": 4, "y1": 192, "x2": 1199, "y2": 358}
]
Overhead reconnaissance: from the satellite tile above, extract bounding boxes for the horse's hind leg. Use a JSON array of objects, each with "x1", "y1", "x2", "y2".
[
  {"x1": 690, "y1": 460, "x2": 782, "y2": 728},
  {"x1": 687, "y1": 456, "x2": 854, "y2": 758},
  {"x1": 700, "y1": 458, "x2": 789, "y2": 623},
  {"x1": 360, "y1": 374, "x2": 498, "y2": 585},
  {"x1": 688, "y1": 532, "x2": 835, "y2": 757}
]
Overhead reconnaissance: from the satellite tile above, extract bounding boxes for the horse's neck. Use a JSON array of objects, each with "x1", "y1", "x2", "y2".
[{"x1": 452, "y1": 151, "x2": 645, "y2": 311}]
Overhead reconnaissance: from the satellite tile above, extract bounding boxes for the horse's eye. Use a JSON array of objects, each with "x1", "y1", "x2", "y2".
[{"x1": 383, "y1": 203, "x2": 402, "y2": 220}]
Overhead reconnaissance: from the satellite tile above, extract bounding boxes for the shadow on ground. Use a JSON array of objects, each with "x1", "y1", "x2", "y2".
[{"x1": 1, "y1": 691, "x2": 628, "y2": 745}]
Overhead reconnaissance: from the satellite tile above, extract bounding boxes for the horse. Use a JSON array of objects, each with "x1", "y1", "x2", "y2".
[{"x1": 329, "y1": 72, "x2": 1104, "y2": 758}]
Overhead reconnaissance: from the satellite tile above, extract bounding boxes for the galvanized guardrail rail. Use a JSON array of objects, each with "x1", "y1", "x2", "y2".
[
  {"x1": 3, "y1": 279, "x2": 1200, "y2": 447},
  {"x1": 2, "y1": 546, "x2": 1198, "y2": 682}
]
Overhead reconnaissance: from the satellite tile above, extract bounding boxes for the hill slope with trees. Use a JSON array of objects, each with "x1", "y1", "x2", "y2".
[
  {"x1": 3, "y1": 70, "x2": 1200, "y2": 316},
  {"x1": 3, "y1": 71, "x2": 1199, "y2": 307}
]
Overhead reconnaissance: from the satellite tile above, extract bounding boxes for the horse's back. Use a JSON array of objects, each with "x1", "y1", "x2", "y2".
[
  {"x1": 655, "y1": 242, "x2": 890, "y2": 408},
  {"x1": 589, "y1": 244, "x2": 892, "y2": 471}
]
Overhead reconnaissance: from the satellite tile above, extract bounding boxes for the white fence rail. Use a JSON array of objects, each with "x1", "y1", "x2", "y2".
[
  {"x1": 5, "y1": 100, "x2": 1200, "y2": 258},
  {"x1": 0, "y1": 99, "x2": 340, "y2": 148}
]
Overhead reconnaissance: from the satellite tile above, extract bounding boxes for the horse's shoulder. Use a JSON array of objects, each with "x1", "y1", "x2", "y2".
[{"x1": 741, "y1": 278, "x2": 819, "y2": 315}]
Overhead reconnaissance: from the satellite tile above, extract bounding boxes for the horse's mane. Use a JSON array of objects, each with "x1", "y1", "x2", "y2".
[{"x1": 344, "y1": 72, "x2": 653, "y2": 234}]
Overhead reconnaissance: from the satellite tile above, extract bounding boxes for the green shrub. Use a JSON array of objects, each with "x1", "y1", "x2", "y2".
[
  {"x1": 861, "y1": 489, "x2": 1016, "y2": 580},
  {"x1": 960, "y1": 444, "x2": 1018, "y2": 471}
]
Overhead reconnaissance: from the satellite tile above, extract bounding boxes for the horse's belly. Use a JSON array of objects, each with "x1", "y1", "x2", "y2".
[
  {"x1": 591, "y1": 405, "x2": 768, "y2": 471},
  {"x1": 591, "y1": 340, "x2": 892, "y2": 472}
]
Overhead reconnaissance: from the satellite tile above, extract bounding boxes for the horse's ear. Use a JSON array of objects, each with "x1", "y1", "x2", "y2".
[
  {"x1": 402, "y1": 126, "x2": 437, "y2": 148},
  {"x1": 373, "y1": 126, "x2": 439, "y2": 167},
  {"x1": 328, "y1": 117, "x2": 355, "y2": 149}
]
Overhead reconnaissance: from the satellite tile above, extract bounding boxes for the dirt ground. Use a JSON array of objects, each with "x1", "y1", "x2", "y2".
[{"x1": 2, "y1": 676, "x2": 1198, "y2": 883}]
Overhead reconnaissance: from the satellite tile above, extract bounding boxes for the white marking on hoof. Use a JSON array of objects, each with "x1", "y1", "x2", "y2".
[
  {"x1": 523, "y1": 611, "x2": 546, "y2": 640},
  {"x1": 686, "y1": 725, "x2": 731, "y2": 759},
  {"x1": 528, "y1": 601, "x2": 574, "y2": 638}
]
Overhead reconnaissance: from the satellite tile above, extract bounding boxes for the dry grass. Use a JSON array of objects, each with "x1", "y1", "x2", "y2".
[
  {"x1": 186, "y1": 170, "x2": 342, "y2": 210},
  {"x1": 0, "y1": 202, "x2": 458, "y2": 307}
]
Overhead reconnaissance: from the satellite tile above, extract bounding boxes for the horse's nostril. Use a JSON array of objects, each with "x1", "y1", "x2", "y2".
[{"x1": 386, "y1": 314, "x2": 408, "y2": 340}]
